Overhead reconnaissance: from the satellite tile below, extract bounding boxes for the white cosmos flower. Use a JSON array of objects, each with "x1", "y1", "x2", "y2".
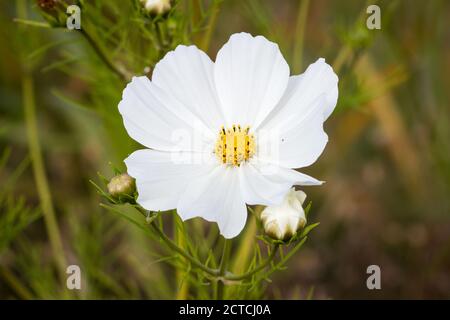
[{"x1": 119, "y1": 32, "x2": 338, "y2": 239}]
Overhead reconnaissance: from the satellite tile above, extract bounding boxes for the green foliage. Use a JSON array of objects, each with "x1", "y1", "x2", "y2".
[
  {"x1": 0, "y1": 149, "x2": 41, "y2": 254},
  {"x1": 92, "y1": 173, "x2": 319, "y2": 299}
]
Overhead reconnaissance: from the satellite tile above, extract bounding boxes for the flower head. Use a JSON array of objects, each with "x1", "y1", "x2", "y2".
[
  {"x1": 260, "y1": 188, "x2": 307, "y2": 241},
  {"x1": 119, "y1": 32, "x2": 338, "y2": 238}
]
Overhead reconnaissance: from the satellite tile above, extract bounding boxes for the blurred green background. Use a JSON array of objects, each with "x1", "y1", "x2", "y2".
[{"x1": 0, "y1": 0, "x2": 449, "y2": 299}]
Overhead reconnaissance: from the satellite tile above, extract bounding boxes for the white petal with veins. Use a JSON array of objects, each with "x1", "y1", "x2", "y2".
[{"x1": 214, "y1": 32, "x2": 289, "y2": 129}]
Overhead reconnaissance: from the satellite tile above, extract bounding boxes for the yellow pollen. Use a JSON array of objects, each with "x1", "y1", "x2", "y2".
[{"x1": 214, "y1": 125, "x2": 255, "y2": 166}]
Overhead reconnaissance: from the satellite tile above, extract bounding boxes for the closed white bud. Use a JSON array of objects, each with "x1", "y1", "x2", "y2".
[
  {"x1": 260, "y1": 188, "x2": 307, "y2": 241},
  {"x1": 107, "y1": 173, "x2": 135, "y2": 198},
  {"x1": 140, "y1": 0, "x2": 171, "y2": 15}
]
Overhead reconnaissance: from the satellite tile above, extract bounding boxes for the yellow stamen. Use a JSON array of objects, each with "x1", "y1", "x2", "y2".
[{"x1": 214, "y1": 125, "x2": 255, "y2": 166}]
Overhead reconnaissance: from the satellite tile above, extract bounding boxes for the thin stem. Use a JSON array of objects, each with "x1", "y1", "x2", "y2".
[
  {"x1": 134, "y1": 207, "x2": 281, "y2": 284},
  {"x1": 151, "y1": 222, "x2": 220, "y2": 276},
  {"x1": 332, "y1": 45, "x2": 352, "y2": 73},
  {"x1": 13, "y1": 18, "x2": 51, "y2": 28},
  {"x1": 292, "y1": 0, "x2": 310, "y2": 73},
  {"x1": 332, "y1": 2, "x2": 374, "y2": 73},
  {"x1": 199, "y1": 1, "x2": 221, "y2": 51},
  {"x1": 174, "y1": 214, "x2": 189, "y2": 299},
  {"x1": 226, "y1": 244, "x2": 279, "y2": 281},
  {"x1": 78, "y1": 28, "x2": 132, "y2": 82},
  {"x1": 0, "y1": 265, "x2": 33, "y2": 299},
  {"x1": 136, "y1": 208, "x2": 220, "y2": 277},
  {"x1": 258, "y1": 237, "x2": 307, "y2": 283},
  {"x1": 231, "y1": 216, "x2": 257, "y2": 275},
  {"x1": 22, "y1": 74, "x2": 68, "y2": 285},
  {"x1": 216, "y1": 239, "x2": 231, "y2": 300}
]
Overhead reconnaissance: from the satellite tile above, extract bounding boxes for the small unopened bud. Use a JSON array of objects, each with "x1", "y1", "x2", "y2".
[
  {"x1": 36, "y1": 0, "x2": 66, "y2": 27},
  {"x1": 37, "y1": 0, "x2": 57, "y2": 10},
  {"x1": 107, "y1": 173, "x2": 135, "y2": 198},
  {"x1": 140, "y1": 0, "x2": 171, "y2": 15},
  {"x1": 260, "y1": 188, "x2": 307, "y2": 241}
]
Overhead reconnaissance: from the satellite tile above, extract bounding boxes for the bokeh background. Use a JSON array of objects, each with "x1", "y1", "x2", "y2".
[{"x1": 0, "y1": 0, "x2": 449, "y2": 299}]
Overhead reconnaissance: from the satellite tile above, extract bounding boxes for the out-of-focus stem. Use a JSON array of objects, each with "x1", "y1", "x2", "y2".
[
  {"x1": 134, "y1": 207, "x2": 282, "y2": 286},
  {"x1": 216, "y1": 239, "x2": 231, "y2": 300},
  {"x1": 191, "y1": 0, "x2": 202, "y2": 28},
  {"x1": 332, "y1": 45, "x2": 352, "y2": 73},
  {"x1": 78, "y1": 28, "x2": 132, "y2": 82},
  {"x1": 0, "y1": 265, "x2": 33, "y2": 299},
  {"x1": 332, "y1": 1, "x2": 375, "y2": 73},
  {"x1": 226, "y1": 244, "x2": 279, "y2": 281},
  {"x1": 174, "y1": 215, "x2": 189, "y2": 299},
  {"x1": 292, "y1": 0, "x2": 310, "y2": 73},
  {"x1": 199, "y1": 1, "x2": 221, "y2": 51},
  {"x1": 135, "y1": 208, "x2": 220, "y2": 276},
  {"x1": 231, "y1": 216, "x2": 256, "y2": 275},
  {"x1": 258, "y1": 237, "x2": 307, "y2": 283},
  {"x1": 22, "y1": 75, "x2": 67, "y2": 284}
]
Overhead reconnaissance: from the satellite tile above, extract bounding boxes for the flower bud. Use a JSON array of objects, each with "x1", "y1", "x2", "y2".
[
  {"x1": 140, "y1": 0, "x2": 171, "y2": 15},
  {"x1": 36, "y1": 0, "x2": 67, "y2": 28},
  {"x1": 107, "y1": 173, "x2": 136, "y2": 198},
  {"x1": 37, "y1": 0, "x2": 57, "y2": 10},
  {"x1": 260, "y1": 188, "x2": 307, "y2": 241}
]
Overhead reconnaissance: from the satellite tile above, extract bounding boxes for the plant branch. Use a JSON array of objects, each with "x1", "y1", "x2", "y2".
[
  {"x1": 216, "y1": 238, "x2": 231, "y2": 299},
  {"x1": 131, "y1": 206, "x2": 294, "y2": 286},
  {"x1": 78, "y1": 28, "x2": 132, "y2": 82},
  {"x1": 199, "y1": 0, "x2": 221, "y2": 51},
  {"x1": 258, "y1": 236, "x2": 308, "y2": 283},
  {"x1": 0, "y1": 265, "x2": 33, "y2": 299},
  {"x1": 135, "y1": 207, "x2": 220, "y2": 277},
  {"x1": 226, "y1": 244, "x2": 279, "y2": 281},
  {"x1": 23, "y1": 74, "x2": 68, "y2": 285},
  {"x1": 292, "y1": 0, "x2": 310, "y2": 73}
]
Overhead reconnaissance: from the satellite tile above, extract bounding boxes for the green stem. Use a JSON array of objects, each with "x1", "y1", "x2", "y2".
[
  {"x1": 136, "y1": 208, "x2": 220, "y2": 277},
  {"x1": 134, "y1": 207, "x2": 281, "y2": 285},
  {"x1": 199, "y1": 1, "x2": 221, "y2": 51},
  {"x1": 22, "y1": 75, "x2": 67, "y2": 284},
  {"x1": 0, "y1": 265, "x2": 34, "y2": 299},
  {"x1": 226, "y1": 244, "x2": 279, "y2": 281},
  {"x1": 258, "y1": 237, "x2": 307, "y2": 283},
  {"x1": 78, "y1": 28, "x2": 132, "y2": 82},
  {"x1": 216, "y1": 239, "x2": 231, "y2": 300},
  {"x1": 292, "y1": 0, "x2": 310, "y2": 73},
  {"x1": 332, "y1": 2, "x2": 375, "y2": 73},
  {"x1": 151, "y1": 222, "x2": 220, "y2": 276},
  {"x1": 174, "y1": 214, "x2": 189, "y2": 299}
]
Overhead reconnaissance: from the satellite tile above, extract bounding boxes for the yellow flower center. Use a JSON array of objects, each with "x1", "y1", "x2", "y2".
[{"x1": 214, "y1": 125, "x2": 255, "y2": 166}]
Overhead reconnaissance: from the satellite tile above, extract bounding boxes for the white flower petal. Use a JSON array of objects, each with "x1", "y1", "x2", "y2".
[
  {"x1": 238, "y1": 163, "x2": 293, "y2": 206},
  {"x1": 262, "y1": 58, "x2": 338, "y2": 127},
  {"x1": 125, "y1": 149, "x2": 217, "y2": 211},
  {"x1": 177, "y1": 166, "x2": 247, "y2": 239},
  {"x1": 214, "y1": 32, "x2": 289, "y2": 128},
  {"x1": 119, "y1": 76, "x2": 213, "y2": 152},
  {"x1": 275, "y1": 166, "x2": 323, "y2": 186},
  {"x1": 152, "y1": 45, "x2": 226, "y2": 131},
  {"x1": 257, "y1": 58, "x2": 338, "y2": 168},
  {"x1": 252, "y1": 159, "x2": 324, "y2": 186},
  {"x1": 257, "y1": 94, "x2": 329, "y2": 168},
  {"x1": 293, "y1": 190, "x2": 307, "y2": 205}
]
